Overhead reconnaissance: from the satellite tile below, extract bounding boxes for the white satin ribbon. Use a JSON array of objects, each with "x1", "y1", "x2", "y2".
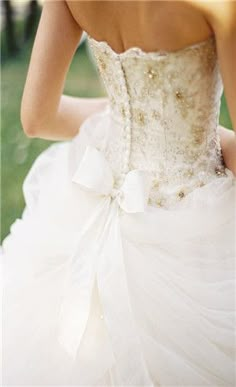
[{"x1": 57, "y1": 145, "x2": 153, "y2": 385}]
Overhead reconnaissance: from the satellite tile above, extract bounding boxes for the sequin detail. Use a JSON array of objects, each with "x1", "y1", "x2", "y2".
[{"x1": 87, "y1": 35, "x2": 226, "y2": 208}]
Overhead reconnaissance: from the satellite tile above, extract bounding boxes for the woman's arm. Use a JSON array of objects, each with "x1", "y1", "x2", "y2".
[
  {"x1": 21, "y1": 0, "x2": 108, "y2": 141},
  {"x1": 211, "y1": 3, "x2": 236, "y2": 175},
  {"x1": 197, "y1": 1, "x2": 236, "y2": 174},
  {"x1": 218, "y1": 125, "x2": 236, "y2": 176},
  {"x1": 26, "y1": 95, "x2": 109, "y2": 141}
]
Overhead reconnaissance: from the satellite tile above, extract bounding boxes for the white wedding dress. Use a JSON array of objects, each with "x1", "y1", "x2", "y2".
[{"x1": 1, "y1": 33, "x2": 236, "y2": 386}]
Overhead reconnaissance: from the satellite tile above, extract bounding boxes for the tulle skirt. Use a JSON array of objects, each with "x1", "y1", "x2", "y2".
[{"x1": 1, "y1": 107, "x2": 236, "y2": 386}]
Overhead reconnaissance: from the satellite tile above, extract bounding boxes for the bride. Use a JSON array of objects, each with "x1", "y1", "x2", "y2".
[{"x1": 1, "y1": 1, "x2": 236, "y2": 385}]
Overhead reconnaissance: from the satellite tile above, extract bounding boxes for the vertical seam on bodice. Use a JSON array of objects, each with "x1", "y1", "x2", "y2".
[{"x1": 115, "y1": 56, "x2": 132, "y2": 184}]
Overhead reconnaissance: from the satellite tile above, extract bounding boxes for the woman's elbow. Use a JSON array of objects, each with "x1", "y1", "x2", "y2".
[
  {"x1": 21, "y1": 122, "x2": 38, "y2": 138},
  {"x1": 20, "y1": 107, "x2": 47, "y2": 138},
  {"x1": 20, "y1": 106, "x2": 36, "y2": 137}
]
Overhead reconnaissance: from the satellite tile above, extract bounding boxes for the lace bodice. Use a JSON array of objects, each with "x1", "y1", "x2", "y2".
[{"x1": 87, "y1": 34, "x2": 227, "y2": 208}]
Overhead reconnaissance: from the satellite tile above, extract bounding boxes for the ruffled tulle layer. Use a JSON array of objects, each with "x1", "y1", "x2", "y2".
[{"x1": 1, "y1": 109, "x2": 236, "y2": 386}]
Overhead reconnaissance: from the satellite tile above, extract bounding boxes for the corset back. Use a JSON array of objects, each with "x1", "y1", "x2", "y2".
[{"x1": 87, "y1": 35, "x2": 226, "y2": 208}]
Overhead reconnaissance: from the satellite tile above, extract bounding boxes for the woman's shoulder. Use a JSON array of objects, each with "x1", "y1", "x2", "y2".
[{"x1": 187, "y1": 0, "x2": 236, "y2": 29}]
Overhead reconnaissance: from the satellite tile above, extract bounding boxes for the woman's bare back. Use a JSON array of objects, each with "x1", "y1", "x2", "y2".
[
  {"x1": 21, "y1": 0, "x2": 235, "y2": 173},
  {"x1": 66, "y1": 0, "x2": 212, "y2": 54}
]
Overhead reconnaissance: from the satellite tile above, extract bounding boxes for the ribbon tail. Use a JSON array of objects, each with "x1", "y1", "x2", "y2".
[
  {"x1": 97, "y1": 201, "x2": 153, "y2": 385},
  {"x1": 57, "y1": 197, "x2": 111, "y2": 361}
]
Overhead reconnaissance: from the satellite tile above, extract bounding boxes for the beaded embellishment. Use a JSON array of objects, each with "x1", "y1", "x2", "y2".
[{"x1": 87, "y1": 34, "x2": 227, "y2": 208}]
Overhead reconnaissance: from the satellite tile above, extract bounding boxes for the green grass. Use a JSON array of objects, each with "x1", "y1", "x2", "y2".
[
  {"x1": 220, "y1": 93, "x2": 232, "y2": 129},
  {"x1": 0, "y1": 33, "x2": 233, "y2": 242}
]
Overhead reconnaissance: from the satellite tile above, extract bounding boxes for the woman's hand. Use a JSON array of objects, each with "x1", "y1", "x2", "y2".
[{"x1": 218, "y1": 125, "x2": 236, "y2": 177}]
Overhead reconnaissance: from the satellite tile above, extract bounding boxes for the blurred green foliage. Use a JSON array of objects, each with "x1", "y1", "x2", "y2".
[
  {"x1": 1, "y1": 38, "x2": 104, "y2": 242},
  {"x1": 1, "y1": 32, "x2": 233, "y2": 242}
]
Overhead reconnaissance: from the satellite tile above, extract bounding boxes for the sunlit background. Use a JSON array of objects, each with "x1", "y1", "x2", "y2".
[{"x1": 1, "y1": 0, "x2": 233, "y2": 242}]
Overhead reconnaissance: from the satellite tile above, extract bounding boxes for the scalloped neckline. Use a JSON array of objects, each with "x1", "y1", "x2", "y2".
[{"x1": 87, "y1": 34, "x2": 215, "y2": 58}]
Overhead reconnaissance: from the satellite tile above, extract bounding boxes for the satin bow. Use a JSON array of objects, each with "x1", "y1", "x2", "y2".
[{"x1": 57, "y1": 145, "x2": 153, "y2": 385}]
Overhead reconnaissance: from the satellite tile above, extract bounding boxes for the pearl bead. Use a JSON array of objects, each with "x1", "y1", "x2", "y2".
[
  {"x1": 175, "y1": 90, "x2": 183, "y2": 99},
  {"x1": 144, "y1": 68, "x2": 157, "y2": 79},
  {"x1": 178, "y1": 190, "x2": 185, "y2": 198},
  {"x1": 215, "y1": 166, "x2": 225, "y2": 176},
  {"x1": 138, "y1": 112, "x2": 145, "y2": 124}
]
